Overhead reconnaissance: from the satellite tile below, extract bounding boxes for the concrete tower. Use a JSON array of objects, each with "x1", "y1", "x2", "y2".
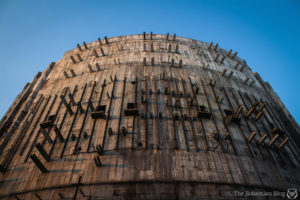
[{"x1": 0, "y1": 33, "x2": 299, "y2": 199}]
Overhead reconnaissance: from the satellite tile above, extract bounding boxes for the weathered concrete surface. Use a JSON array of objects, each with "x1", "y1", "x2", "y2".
[{"x1": 0, "y1": 33, "x2": 299, "y2": 199}]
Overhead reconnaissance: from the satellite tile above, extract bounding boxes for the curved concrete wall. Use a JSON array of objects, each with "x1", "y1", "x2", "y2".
[{"x1": 0, "y1": 33, "x2": 299, "y2": 199}]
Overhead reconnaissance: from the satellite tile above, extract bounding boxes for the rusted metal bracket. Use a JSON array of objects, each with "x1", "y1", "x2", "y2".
[
  {"x1": 35, "y1": 143, "x2": 51, "y2": 162},
  {"x1": 30, "y1": 154, "x2": 48, "y2": 173}
]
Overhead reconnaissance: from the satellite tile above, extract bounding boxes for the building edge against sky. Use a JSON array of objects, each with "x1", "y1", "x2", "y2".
[
  {"x1": 0, "y1": 33, "x2": 299, "y2": 199},
  {"x1": 1, "y1": 33, "x2": 299, "y2": 147}
]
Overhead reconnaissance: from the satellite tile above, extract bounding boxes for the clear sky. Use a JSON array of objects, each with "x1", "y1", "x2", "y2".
[{"x1": 0, "y1": 0, "x2": 299, "y2": 124}]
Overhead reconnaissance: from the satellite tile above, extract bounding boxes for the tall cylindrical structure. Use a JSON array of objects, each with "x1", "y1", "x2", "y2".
[{"x1": 0, "y1": 33, "x2": 299, "y2": 199}]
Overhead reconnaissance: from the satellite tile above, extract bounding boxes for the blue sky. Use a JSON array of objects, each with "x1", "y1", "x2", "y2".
[{"x1": 0, "y1": 0, "x2": 299, "y2": 124}]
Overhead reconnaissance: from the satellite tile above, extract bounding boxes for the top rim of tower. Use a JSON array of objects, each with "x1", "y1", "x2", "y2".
[{"x1": 64, "y1": 33, "x2": 246, "y2": 65}]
